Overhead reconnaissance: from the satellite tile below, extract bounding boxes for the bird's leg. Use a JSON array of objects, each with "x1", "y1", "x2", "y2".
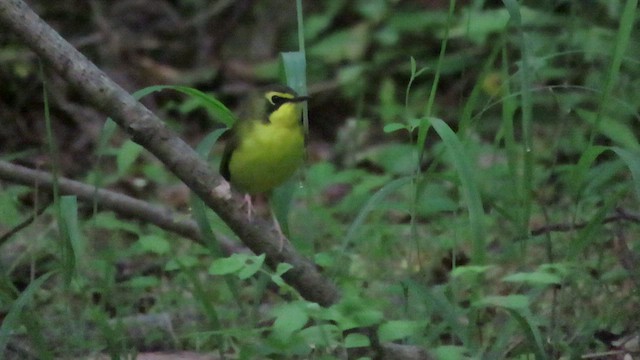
[
  {"x1": 270, "y1": 210, "x2": 287, "y2": 252},
  {"x1": 242, "y1": 194, "x2": 254, "y2": 221}
]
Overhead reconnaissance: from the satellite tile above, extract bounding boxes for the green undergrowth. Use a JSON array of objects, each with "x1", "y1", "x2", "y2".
[{"x1": 1, "y1": 0, "x2": 640, "y2": 359}]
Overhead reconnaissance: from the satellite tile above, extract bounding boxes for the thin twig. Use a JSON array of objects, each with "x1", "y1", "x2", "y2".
[
  {"x1": 530, "y1": 208, "x2": 640, "y2": 236},
  {"x1": 0, "y1": 197, "x2": 50, "y2": 246}
]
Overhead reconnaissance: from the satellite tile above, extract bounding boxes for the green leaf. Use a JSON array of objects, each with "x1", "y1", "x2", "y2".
[
  {"x1": 474, "y1": 295, "x2": 530, "y2": 311},
  {"x1": 208, "y1": 254, "x2": 249, "y2": 275},
  {"x1": 344, "y1": 333, "x2": 370, "y2": 348},
  {"x1": 299, "y1": 324, "x2": 340, "y2": 348},
  {"x1": 383, "y1": 123, "x2": 408, "y2": 134},
  {"x1": 271, "y1": 263, "x2": 293, "y2": 287},
  {"x1": 271, "y1": 302, "x2": 309, "y2": 341},
  {"x1": 92, "y1": 212, "x2": 141, "y2": 234},
  {"x1": 451, "y1": 265, "x2": 493, "y2": 279},
  {"x1": 275, "y1": 262, "x2": 293, "y2": 276},
  {"x1": 433, "y1": 346, "x2": 469, "y2": 360},
  {"x1": 238, "y1": 254, "x2": 265, "y2": 280},
  {"x1": 138, "y1": 234, "x2": 171, "y2": 255},
  {"x1": 502, "y1": 271, "x2": 562, "y2": 286},
  {"x1": 378, "y1": 320, "x2": 421, "y2": 342},
  {"x1": 125, "y1": 275, "x2": 159, "y2": 288}
]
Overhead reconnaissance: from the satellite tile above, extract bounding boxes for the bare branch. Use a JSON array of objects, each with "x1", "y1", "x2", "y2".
[{"x1": 0, "y1": 160, "x2": 232, "y2": 249}]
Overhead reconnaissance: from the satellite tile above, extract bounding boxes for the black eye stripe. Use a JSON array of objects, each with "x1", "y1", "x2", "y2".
[{"x1": 270, "y1": 95, "x2": 287, "y2": 105}]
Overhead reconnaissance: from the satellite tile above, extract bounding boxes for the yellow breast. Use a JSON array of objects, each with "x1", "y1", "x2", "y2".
[{"x1": 228, "y1": 120, "x2": 304, "y2": 194}]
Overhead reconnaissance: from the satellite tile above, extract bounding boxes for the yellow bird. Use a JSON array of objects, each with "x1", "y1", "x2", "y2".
[{"x1": 220, "y1": 85, "x2": 308, "y2": 243}]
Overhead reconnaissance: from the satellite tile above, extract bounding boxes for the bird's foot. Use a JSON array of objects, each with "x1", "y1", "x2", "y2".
[{"x1": 242, "y1": 194, "x2": 254, "y2": 221}]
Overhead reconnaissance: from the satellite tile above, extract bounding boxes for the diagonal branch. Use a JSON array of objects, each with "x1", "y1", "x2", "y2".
[{"x1": 0, "y1": 0, "x2": 339, "y2": 307}]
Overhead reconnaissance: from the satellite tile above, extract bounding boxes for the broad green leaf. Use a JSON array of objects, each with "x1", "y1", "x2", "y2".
[
  {"x1": 208, "y1": 254, "x2": 249, "y2": 275},
  {"x1": 138, "y1": 234, "x2": 171, "y2": 255},
  {"x1": 238, "y1": 253, "x2": 265, "y2": 280},
  {"x1": 344, "y1": 333, "x2": 370, "y2": 348},
  {"x1": 275, "y1": 262, "x2": 293, "y2": 276},
  {"x1": 433, "y1": 346, "x2": 469, "y2": 360},
  {"x1": 271, "y1": 302, "x2": 309, "y2": 341},
  {"x1": 92, "y1": 212, "x2": 141, "y2": 234},
  {"x1": 383, "y1": 123, "x2": 408, "y2": 134},
  {"x1": 378, "y1": 320, "x2": 421, "y2": 342},
  {"x1": 299, "y1": 324, "x2": 340, "y2": 348}
]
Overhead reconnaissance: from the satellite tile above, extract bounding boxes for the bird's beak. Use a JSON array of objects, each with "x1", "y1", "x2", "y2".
[{"x1": 293, "y1": 95, "x2": 310, "y2": 102}]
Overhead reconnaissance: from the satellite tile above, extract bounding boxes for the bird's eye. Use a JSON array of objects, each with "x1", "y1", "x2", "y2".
[{"x1": 270, "y1": 95, "x2": 287, "y2": 105}]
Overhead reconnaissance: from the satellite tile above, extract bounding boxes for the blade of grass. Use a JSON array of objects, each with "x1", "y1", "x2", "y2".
[
  {"x1": 342, "y1": 176, "x2": 413, "y2": 251},
  {"x1": 279, "y1": 15, "x2": 309, "y2": 240},
  {"x1": 41, "y1": 62, "x2": 76, "y2": 283},
  {"x1": 60, "y1": 195, "x2": 83, "y2": 279},
  {"x1": 568, "y1": 191, "x2": 621, "y2": 260},
  {"x1": 459, "y1": 35, "x2": 504, "y2": 135},
  {"x1": 503, "y1": 0, "x2": 534, "y2": 237},
  {"x1": 0, "y1": 272, "x2": 54, "y2": 356},
  {"x1": 507, "y1": 309, "x2": 547, "y2": 360},
  {"x1": 430, "y1": 118, "x2": 486, "y2": 264},
  {"x1": 133, "y1": 85, "x2": 236, "y2": 127},
  {"x1": 183, "y1": 266, "x2": 226, "y2": 360},
  {"x1": 587, "y1": 0, "x2": 638, "y2": 147},
  {"x1": 416, "y1": 0, "x2": 456, "y2": 154},
  {"x1": 610, "y1": 147, "x2": 640, "y2": 201}
]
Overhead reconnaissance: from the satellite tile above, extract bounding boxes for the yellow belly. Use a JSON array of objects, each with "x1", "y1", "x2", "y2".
[{"x1": 228, "y1": 122, "x2": 304, "y2": 194}]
